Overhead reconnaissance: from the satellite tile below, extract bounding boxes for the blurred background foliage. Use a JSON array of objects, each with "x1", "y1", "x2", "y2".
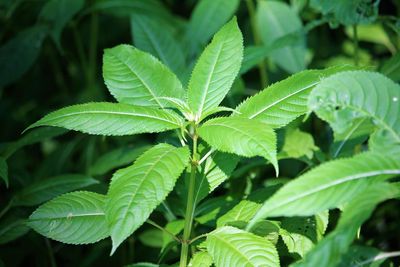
[{"x1": 0, "y1": 0, "x2": 399, "y2": 266}]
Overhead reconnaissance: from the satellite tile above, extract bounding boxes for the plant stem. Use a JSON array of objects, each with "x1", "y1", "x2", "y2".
[
  {"x1": 246, "y1": 0, "x2": 268, "y2": 87},
  {"x1": 179, "y1": 133, "x2": 198, "y2": 267},
  {"x1": 146, "y1": 219, "x2": 181, "y2": 243},
  {"x1": 353, "y1": 24, "x2": 359, "y2": 66}
]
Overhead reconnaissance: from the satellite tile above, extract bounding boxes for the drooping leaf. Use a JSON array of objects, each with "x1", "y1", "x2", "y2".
[
  {"x1": 29, "y1": 191, "x2": 109, "y2": 244},
  {"x1": 248, "y1": 152, "x2": 400, "y2": 227},
  {"x1": 280, "y1": 129, "x2": 318, "y2": 159},
  {"x1": 207, "y1": 226, "x2": 279, "y2": 267},
  {"x1": 89, "y1": 144, "x2": 151, "y2": 176},
  {"x1": 256, "y1": 0, "x2": 306, "y2": 73},
  {"x1": 0, "y1": 218, "x2": 29, "y2": 244},
  {"x1": 0, "y1": 25, "x2": 47, "y2": 88},
  {"x1": 185, "y1": 0, "x2": 240, "y2": 56},
  {"x1": 309, "y1": 71, "x2": 400, "y2": 143},
  {"x1": 0, "y1": 157, "x2": 8, "y2": 187},
  {"x1": 103, "y1": 45, "x2": 185, "y2": 108},
  {"x1": 236, "y1": 66, "x2": 354, "y2": 128},
  {"x1": 217, "y1": 200, "x2": 261, "y2": 228},
  {"x1": 25, "y1": 102, "x2": 184, "y2": 136},
  {"x1": 292, "y1": 183, "x2": 399, "y2": 267},
  {"x1": 187, "y1": 17, "x2": 243, "y2": 119},
  {"x1": 38, "y1": 0, "x2": 84, "y2": 49},
  {"x1": 130, "y1": 14, "x2": 185, "y2": 77},
  {"x1": 198, "y1": 117, "x2": 278, "y2": 173},
  {"x1": 106, "y1": 144, "x2": 190, "y2": 254},
  {"x1": 189, "y1": 251, "x2": 213, "y2": 267},
  {"x1": 13, "y1": 174, "x2": 99, "y2": 207}
]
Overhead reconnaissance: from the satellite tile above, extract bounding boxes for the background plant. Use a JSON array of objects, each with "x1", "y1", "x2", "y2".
[{"x1": 1, "y1": 0, "x2": 400, "y2": 267}]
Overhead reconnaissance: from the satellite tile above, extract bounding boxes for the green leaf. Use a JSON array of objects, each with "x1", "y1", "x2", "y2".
[
  {"x1": 0, "y1": 157, "x2": 8, "y2": 187},
  {"x1": 89, "y1": 144, "x2": 151, "y2": 176},
  {"x1": 29, "y1": 191, "x2": 109, "y2": 244},
  {"x1": 138, "y1": 229, "x2": 163, "y2": 248},
  {"x1": 38, "y1": 0, "x2": 84, "y2": 50},
  {"x1": 280, "y1": 129, "x2": 317, "y2": 159},
  {"x1": 217, "y1": 200, "x2": 261, "y2": 227},
  {"x1": 0, "y1": 25, "x2": 47, "y2": 88},
  {"x1": 189, "y1": 251, "x2": 213, "y2": 267},
  {"x1": 198, "y1": 117, "x2": 278, "y2": 174},
  {"x1": 103, "y1": 44, "x2": 185, "y2": 108},
  {"x1": 338, "y1": 246, "x2": 383, "y2": 267},
  {"x1": 292, "y1": 183, "x2": 399, "y2": 267},
  {"x1": 309, "y1": 71, "x2": 400, "y2": 143},
  {"x1": 249, "y1": 152, "x2": 400, "y2": 227},
  {"x1": 162, "y1": 220, "x2": 184, "y2": 251},
  {"x1": 130, "y1": 14, "x2": 185, "y2": 77},
  {"x1": 0, "y1": 218, "x2": 29, "y2": 244},
  {"x1": 369, "y1": 130, "x2": 400, "y2": 155},
  {"x1": 256, "y1": 0, "x2": 306, "y2": 73},
  {"x1": 186, "y1": 0, "x2": 240, "y2": 56},
  {"x1": 13, "y1": 174, "x2": 99, "y2": 207},
  {"x1": 25, "y1": 102, "x2": 183, "y2": 136},
  {"x1": 236, "y1": 66, "x2": 354, "y2": 128},
  {"x1": 106, "y1": 144, "x2": 190, "y2": 254},
  {"x1": 187, "y1": 17, "x2": 243, "y2": 119},
  {"x1": 207, "y1": 226, "x2": 279, "y2": 267},
  {"x1": 381, "y1": 53, "x2": 400, "y2": 82}
]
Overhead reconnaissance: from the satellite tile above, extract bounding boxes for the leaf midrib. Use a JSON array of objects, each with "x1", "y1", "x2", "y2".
[{"x1": 30, "y1": 212, "x2": 105, "y2": 221}]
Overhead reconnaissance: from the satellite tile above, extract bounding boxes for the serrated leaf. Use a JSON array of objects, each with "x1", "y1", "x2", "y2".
[
  {"x1": 309, "y1": 71, "x2": 400, "y2": 143},
  {"x1": 25, "y1": 102, "x2": 183, "y2": 136},
  {"x1": 207, "y1": 226, "x2": 279, "y2": 267},
  {"x1": 198, "y1": 117, "x2": 278, "y2": 174},
  {"x1": 106, "y1": 144, "x2": 190, "y2": 254},
  {"x1": 186, "y1": 0, "x2": 240, "y2": 56},
  {"x1": 103, "y1": 44, "x2": 185, "y2": 108},
  {"x1": 89, "y1": 144, "x2": 151, "y2": 176},
  {"x1": 131, "y1": 14, "x2": 185, "y2": 77},
  {"x1": 292, "y1": 183, "x2": 399, "y2": 267},
  {"x1": 0, "y1": 218, "x2": 29, "y2": 244},
  {"x1": 189, "y1": 251, "x2": 213, "y2": 267},
  {"x1": 0, "y1": 157, "x2": 8, "y2": 187},
  {"x1": 13, "y1": 174, "x2": 99, "y2": 207},
  {"x1": 187, "y1": 17, "x2": 243, "y2": 118},
  {"x1": 249, "y1": 152, "x2": 400, "y2": 227},
  {"x1": 28, "y1": 191, "x2": 109, "y2": 244},
  {"x1": 217, "y1": 200, "x2": 261, "y2": 228},
  {"x1": 236, "y1": 66, "x2": 354, "y2": 128}
]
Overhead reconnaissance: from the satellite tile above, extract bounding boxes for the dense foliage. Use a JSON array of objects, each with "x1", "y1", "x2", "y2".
[{"x1": 1, "y1": 0, "x2": 400, "y2": 266}]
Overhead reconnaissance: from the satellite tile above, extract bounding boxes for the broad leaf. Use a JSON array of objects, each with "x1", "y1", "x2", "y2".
[
  {"x1": 207, "y1": 226, "x2": 279, "y2": 267},
  {"x1": 13, "y1": 174, "x2": 99, "y2": 207},
  {"x1": 131, "y1": 14, "x2": 185, "y2": 77},
  {"x1": 292, "y1": 183, "x2": 399, "y2": 267},
  {"x1": 217, "y1": 200, "x2": 261, "y2": 227},
  {"x1": 309, "y1": 71, "x2": 400, "y2": 143},
  {"x1": 189, "y1": 251, "x2": 213, "y2": 267},
  {"x1": 106, "y1": 144, "x2": 190, "y2": 254},
  {"x1": 381, "y1": 52, "x2": 400, "y2": 82},
  {"x1": 236, "y1": 66, "x2": 353, "y2": 128},
  {"x1": 280, "y1": 129, "x2": 317, "y2": 159},
  {"x1": 0, "y1": 218, "x2": 29, "y2": 244},
  {"x1": 338, "y1": 246, "x2": 383, "y2": 267},
  {"x1": 248, "y1": 152, "x2": 400, "y2": 227},
  {"x1": 256, "y1": 0, "x2": 306, "y2": 73},
  {"x1": 29, "y1": 191, "x2": 109, "y2": 244},
  {"x1": 185, "y1": 0, "x2": 240, "y2": 56},
  {"x1": 25, "y1": 102, "x2": 183, "y2": 136},
  {"x1": 198, "y1": 117, "x2": 278, "y2": 173},
  {"x1": 0, "y1": 157, "x2": 8, "y2": 187},
  {"x1": 187, "y1": 17, "x2": 243, "y2": 119},
  {"x1": 103, "y1": 44, "x2": 185, "y2": 108}
]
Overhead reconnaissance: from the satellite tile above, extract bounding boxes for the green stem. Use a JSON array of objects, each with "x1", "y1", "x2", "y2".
[
  {"x1": 179, "y1": 134, "x2": 198, "y2": 267},
  {"x1": 353, "y1": 24, "x2": 359, "y2": 66},
  {"x1": 146, "y1": 219, "x2": 181, "y2": 243},
  {"x1": 246, "y1": 0, "x2": 268, "y2": 86}
]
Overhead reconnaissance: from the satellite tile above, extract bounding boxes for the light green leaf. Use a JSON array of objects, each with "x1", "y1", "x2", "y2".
[
  {"x1": 187, "y1": 17, "x2": 243, "y2": 119},
  {"x1": 0, "y1": 218, "x2": 29, "y2": 244},
  {"x1": 236, "y1": 66, "x2": 354, "y2": 128},
  {"x1": 256, "y1": 0, "x2": 306, "y2": 73},
  {"x1": 189, "y1": 251, "x2": 213, "y2": 267},
  {"x1": 309, "y1": 71, "x2": 400, "y2": 143},
  {"x1": 103, "y1": 44, "x2": 185, "y2": 108},
  {"x1": 207, "y1": 226, "x2": 279, "y2": 267},
  {"x1": 13, "y1": 174, "x2": 99, "y2": 207},
  {"x1": 249, "y1": 152, "x2": 400, "y2": 227},
  {"x1": 106, "y1": 144, "x2": 190, "y2": 254},
  {"x1": 280, "y1": 129, "x2": 317, "y2": 159},
  {"x1": 89, "y1": 144, "x2": 151, "y2": 176},
  {"x1": 131, "y1": 14, "x2": 185, "y2": 77},
  {"x1": 0, "y1": 157, "x2": 8, "y2": 187},
  {"x1": 186, "y1": 0, "x2": 240, "y2": 56},
  {"x1": 217, "y1": 200, "x2": 261, "y2": 227},
  {"x1": 162, "y1": 220, "x2": 184, "y2": 251},
  {"x1": 198, "y1": 117, "x2": 278, "y2": 174},
  {"x1": 138, "y1": 229, "x2": 163, "y2": 248},
  {"x1": 25, "y1": 102, "x2": 183, "y2": 136},
  {"x1": 292, "y1": 183, "x2": 399, "y2": 267},
  {"x1": 38, "y1": 0, "x2": 84, "y2": 49},
  {"x1": 369, "y1": 130, "x2": 400, "y2": 155},
  {"x1": 29, "y1": 191, "x2": 109, "y2": 244}
]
